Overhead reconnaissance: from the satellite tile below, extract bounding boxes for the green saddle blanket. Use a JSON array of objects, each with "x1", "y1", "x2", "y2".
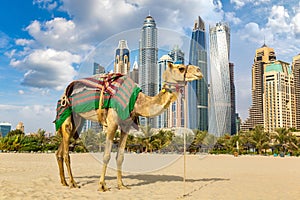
[{"x1": 54, "y1": 74, "x2": 141, "y2": 131}]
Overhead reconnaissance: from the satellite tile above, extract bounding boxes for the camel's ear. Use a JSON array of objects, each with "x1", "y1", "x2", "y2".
[{"x1": 168, "y1": 62, "x2": 173, "y2": 69}]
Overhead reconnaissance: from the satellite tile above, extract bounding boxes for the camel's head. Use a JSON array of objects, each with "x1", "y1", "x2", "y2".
[{"x1": 162, "y1": 63, "x2": 203, "y2": 83}]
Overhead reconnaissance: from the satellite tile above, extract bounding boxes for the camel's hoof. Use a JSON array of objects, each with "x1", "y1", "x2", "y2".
[
  {"x1": 117, "y1": 184, "x2": 130, "y2": 190},
  {"x1": 69, "y1": 181, "x2": 79, "y2": 188},
  {"x1": 61, "y1": 181, "x2": 68, "y2": 187},
  {"x1": 98, "y1": 182, "x2": 110, "y2": 192}
]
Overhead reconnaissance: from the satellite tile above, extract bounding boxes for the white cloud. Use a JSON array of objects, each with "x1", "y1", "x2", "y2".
[
  {"x1": 225, "y1": 12, "x2": 241, "y2": 25},
  {"x1": 33, "y1": 0, "x2": 58, "y2": 10},
  {"x1": 266, "y1": 5, "x2": 291, "y2": 34},
  {"x1": 230, "y1": 0, "x2": 270, "y2": 9},
  {"x1": 0, "y1": 104, "x2": 56, "y2": 133},
  {"x1": 18, "y1": 90, "x2": 25, "y2": 95},
  {"x1": 10, "y1": 48, "x2": 79, "y2": 90},
  {"x1": 15, "y1": 39, "x2": 34, "y2": 46},
  {"x1": 26, "y1": 18, "x2": 92, "y2": 53},
  {"x1": 292, "y1": 13, "x2": 300, "y2": 38},
  {"x1": 0, "y1": 31, "x2": 11, "y2": 50}
]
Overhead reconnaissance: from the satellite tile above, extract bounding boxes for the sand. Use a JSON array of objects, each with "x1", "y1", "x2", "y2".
[{"x1": 0, "y1": 153, "x2": 300, "y2": 200}]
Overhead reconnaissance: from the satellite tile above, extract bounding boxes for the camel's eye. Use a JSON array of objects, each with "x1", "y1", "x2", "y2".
[{"x1": 178, "y1": 67, "x2": 185, "y2": 73}]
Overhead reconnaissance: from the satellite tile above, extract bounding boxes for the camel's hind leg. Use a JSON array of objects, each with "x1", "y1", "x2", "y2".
[
  {"x1": 56, "y1": 135, "x2": 68, "y2": 186},
  {"x1": 98, "y1": 125, "x2": 116, "y2": 192},
  {"x1": 116, "y1": 130, "x2": 130, "y2": 190}
]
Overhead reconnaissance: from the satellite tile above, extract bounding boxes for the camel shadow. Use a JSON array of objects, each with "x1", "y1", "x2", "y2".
[
  {"x1": 74, "y1": 174, "x2": 229, "y2": 188},
  {"x1": 124, "y1": 174, "x2": 229, "y2": 187}
]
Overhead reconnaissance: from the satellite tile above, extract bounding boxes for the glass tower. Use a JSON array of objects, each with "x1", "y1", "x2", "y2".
[
  {"x1": 188, "y1": 16, "x2": 208, "y2": 130},
  {"x1": 139, "y1": 15, "x2": 158, "y2": 96},
  {"x1": 114, "y1": 40, "x2": 130, "y2": 74},
  {"x1": 208, "y1": 22, "x2": 231, "y2": 137},
  {"x1": 139, "y1": 15, "x2": 158, "y2": 127}
]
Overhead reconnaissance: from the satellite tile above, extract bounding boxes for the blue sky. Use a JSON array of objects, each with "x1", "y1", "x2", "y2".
[{"x1": 0, "y1": 0, "x2": 300, "y2": 133}]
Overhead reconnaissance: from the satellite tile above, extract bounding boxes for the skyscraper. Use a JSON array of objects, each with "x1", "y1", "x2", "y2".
[
  {"x1": 229, "y1": 62, "x2": 236, "y2": 135},
  {"x1": 292, "y1": 54, "x2": 300, "y2": 130},
  {"x1": 169, "y1": 45, "x2": 184, "y2": 64},
  {"x1": 130, "y1": 58, "x2": 139, "y2": 84},
  {"x1": 93, "y1": 62, "x2": 105, "y2": 75},
  {"x1": 139, "y1": 15, "x2": 158, "y2": 96},
  {"x1": 157, "y1": 55, "x2": 173, "y2": 128},
  {"x1": 241, "y1": 44, "x2": 276, "y2": 131},
  {"x1": 114, "y1": 40, "x2": 130, "y2": 74},
  {"x1": 208, "y1": 22, "x2": 231, "y2": 137},
  {"x1": 188, "y1": 16, "x2": 208, "y2": 130},
  {"x1": 139, "y1": 15, "x2": 158, "y2": 127},
  {"x1": 263, "y1": 61, "x2": 296, "y2": 132}
]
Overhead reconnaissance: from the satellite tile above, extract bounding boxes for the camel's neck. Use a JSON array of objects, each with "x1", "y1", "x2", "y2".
[{"x1": 133, "y1": 86, "x2": 181, "y2": 117}]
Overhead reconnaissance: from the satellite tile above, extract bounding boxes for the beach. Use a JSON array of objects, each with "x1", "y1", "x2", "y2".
[{"x1": 0, "y1": 153, "x2": 299, "y2": 200}]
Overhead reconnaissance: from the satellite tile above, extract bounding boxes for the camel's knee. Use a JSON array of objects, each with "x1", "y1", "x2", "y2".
[
  {"x1": 63, "y1": 153, "x2": 70, "y2": 163},
  {"x1": 103, "y1": 154, "x2": 111, "y2": 165},
  {"x1": 116, "y1": 153, "x2": 124, "y2": 166}
]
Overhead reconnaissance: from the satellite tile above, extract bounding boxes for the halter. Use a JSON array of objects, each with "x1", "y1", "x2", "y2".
[{"x1": 162, "y1": 65, "x2": 189, "y2": 94}]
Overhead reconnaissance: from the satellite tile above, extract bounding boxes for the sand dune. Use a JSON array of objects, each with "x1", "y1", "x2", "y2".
[{"x1": 0, "y1": 153, "x2": 300, "y2": 199}]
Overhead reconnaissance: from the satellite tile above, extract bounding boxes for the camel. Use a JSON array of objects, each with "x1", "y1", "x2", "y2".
[{"x1": 55, "y1": 62, "x2": 202, "y2": 191}]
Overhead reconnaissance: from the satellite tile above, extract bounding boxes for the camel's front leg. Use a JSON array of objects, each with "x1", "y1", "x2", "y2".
[
  {"x1": 98, "y1": 126, "x2": 116, "y2": 192},
  {"x1": 61, "y1": 118, "x2": 78, "y2": 188},
  {"x1": 116, "y1": 130, "x2": 130, "y2": 190}
]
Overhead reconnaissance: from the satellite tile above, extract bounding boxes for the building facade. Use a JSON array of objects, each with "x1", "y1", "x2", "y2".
[
  {"x1": 263, "y1": 61, "x2": 296, "y2": 132},
  {"x1": 208, "y1": 22, "x2": 231, "y2": 137},
  {"x1": 0, "y1": 122, "x2": 11, "y2": 137},
  {"x1": 188, "y1": 16, "x2": 208, "y2": 131},
  {"x1": 157, "y1": 55, "x2": 173, "y2": 128},
  {"x1": 130, "y1": 58, "x2": 139, "y2": 84},
  {"x1": 229, "y1": 62, "x2": 236, "y2": 135},
  {"x1": 139, "y1": 15, "x2": 158, "y2": 127},
  {"x1": 241, "y1": 44, "x2": 277, "y2": 131},
  {"x1": 292, "y1": 54, "x2": 300, "y2": 130},
  {"x1": 93, "y1": 62, "x2": 105, "y2": 75},
  {"x1": 114, "y1": 40, "x2": 130, "y2": 74}
]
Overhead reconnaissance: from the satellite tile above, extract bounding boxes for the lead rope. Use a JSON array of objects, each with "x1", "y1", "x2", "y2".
[{"x1": 97, "y1": 85, "x2": 105, "y2": 125}]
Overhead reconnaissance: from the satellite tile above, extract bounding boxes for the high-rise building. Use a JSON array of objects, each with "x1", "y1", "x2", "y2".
[
  {"x1": 114, "y1": 40, "x2": 130, "y2": 74},
  {"x1": 93, "y1": 62, "x2": 105, "y2": 75},
  {"x1": 292, "y1": 54, "x2": 300, "y2": 130},
  {"x1": 157, "y1": 55, "x2": 173, "y2": 128},
  {"x1": 208, "y1": 22, "x2": 231, "y2": 137},
  {"x1": 263, "y1": 60, "x2": 296, "y2": 132},
  {"x1": 241, "y1": 44, "x2": 276, "y2": 131},
  {"x1": 229, "y1": 62, "x2": 236, "y2": 135},
  {"x1": 139, "y1": 15, "x2": 158, "y2": 127},
  {"x1": 188, "y1": 16, "x2": 208, "y2": 131},
  {"x1": 130, "y1": 58, "x2": 139, "y2": 84},
  {"x1": 0, "y1": 122, "x2": 11, "y2": 137},
  {"x1": 168, "y1": 45, "x2": 184, "y2": 64}
]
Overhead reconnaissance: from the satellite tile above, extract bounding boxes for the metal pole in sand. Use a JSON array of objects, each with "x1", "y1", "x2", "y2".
[
  {"x1": 183, "y1": 87, "x2": 187, "y2": 197},
  {"x1": 183, "y1": 128, "x2": 186, "y2": 196}
]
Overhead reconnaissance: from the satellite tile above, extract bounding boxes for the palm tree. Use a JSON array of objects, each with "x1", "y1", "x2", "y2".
[
  {"x1": 188, "y1": 130, "x2": 207, "y2": 154},
  {"x1": 273, "y1": 128, "x2": 298, "y2": 155},
  {"x1": 150, "y1": 130, "x2": 174, "y2": 153},
  {"x1": 239, "y1": 131, "x2": 255, "y2": 154},
  {"x1": 213, "y1": 134, "x2": 232, "y2": 154},
  {"x1": 250, "y1": 125, "x2": 270, "y2": 155}
]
